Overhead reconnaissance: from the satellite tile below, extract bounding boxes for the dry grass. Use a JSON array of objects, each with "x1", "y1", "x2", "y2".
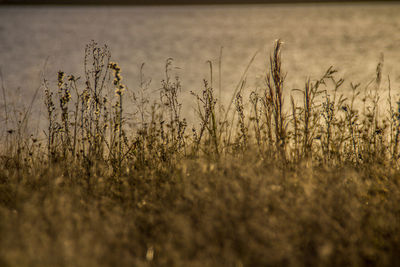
[{"x1": 1, "y1": 40, "x2": 400, "y2": 266}]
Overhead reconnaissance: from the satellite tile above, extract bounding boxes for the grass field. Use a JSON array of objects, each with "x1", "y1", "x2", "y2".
[{"x1": 1, "y1": 40, "x2": 400, "y2": 266}]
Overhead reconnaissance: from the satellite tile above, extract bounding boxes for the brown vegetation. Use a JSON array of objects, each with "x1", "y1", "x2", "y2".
[{"x1": 0, "y1": 40, "x2": 400, "y2": 266}]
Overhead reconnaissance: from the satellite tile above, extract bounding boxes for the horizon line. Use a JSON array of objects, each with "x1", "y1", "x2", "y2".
[{"x1": 1, "y1": 0, "x2": 400, "y2": 6}]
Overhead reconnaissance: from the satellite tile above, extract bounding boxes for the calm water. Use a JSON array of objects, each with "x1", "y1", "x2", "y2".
[{"x1": 1, "y1": 3, "x2": 400, "y2": 121}]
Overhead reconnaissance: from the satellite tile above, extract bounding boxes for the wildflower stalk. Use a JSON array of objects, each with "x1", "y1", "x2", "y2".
[
  {"x1": 43, "y1": 79, "x2": 56, "y2": 160},
  {"x1": 58, "y1": 71, "x2": 71, "y2": 157},
  {"x1": 109, "y1": 62, "x2": 125, "y2": 169}
]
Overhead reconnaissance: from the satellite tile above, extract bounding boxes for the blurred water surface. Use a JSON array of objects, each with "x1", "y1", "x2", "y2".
[{"x1": 1, "y1": 3, "x2": 400, "y2": 120}]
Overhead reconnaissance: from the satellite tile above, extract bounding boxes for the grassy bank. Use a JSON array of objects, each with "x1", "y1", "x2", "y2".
[{"x1": 1, "y1": 40, "x2": 400, "y2": 266}]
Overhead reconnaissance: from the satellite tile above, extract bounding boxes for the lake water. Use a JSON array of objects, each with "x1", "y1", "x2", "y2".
[{"x1": 1, "y1": 3, "x2": 400, "y2": 124}]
